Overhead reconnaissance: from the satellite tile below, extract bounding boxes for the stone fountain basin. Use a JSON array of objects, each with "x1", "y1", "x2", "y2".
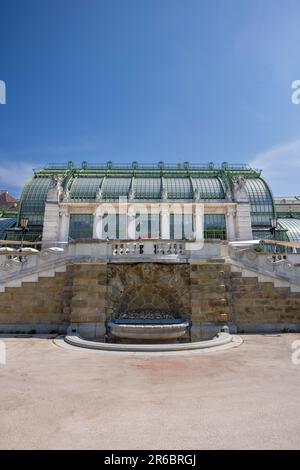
[{"x1": 107, "y1": 320, "x2": 190, "y2": 341}]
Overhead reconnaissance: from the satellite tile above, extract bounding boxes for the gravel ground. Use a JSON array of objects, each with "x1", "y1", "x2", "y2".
[{"x1": 0, "y1": 334, "x2": 300, "y2": 450}]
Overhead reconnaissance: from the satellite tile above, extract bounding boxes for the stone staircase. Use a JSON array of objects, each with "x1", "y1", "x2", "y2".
[
  {"x1": 0, "y1": 258, "x2": 69, "y2": 293},
  {"x1": 227, "y1": 262, "x2": 300, "y2": 332},
  {"x1": 229, "y1": 262, "x2": 300, "y2": 293}
]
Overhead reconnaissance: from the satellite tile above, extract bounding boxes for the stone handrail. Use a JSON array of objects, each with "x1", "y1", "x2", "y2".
[{"x1": 228, "y1": 247, "x2": 300, "y2": 285}]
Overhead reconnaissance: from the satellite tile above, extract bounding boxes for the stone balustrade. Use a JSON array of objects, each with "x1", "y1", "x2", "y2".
[
  {"x1": 111, "y1": 241, "x2": 185, "y2": 257},
  {"x1": 229, "y1": 246, "x2": 300, "y2": 284}
]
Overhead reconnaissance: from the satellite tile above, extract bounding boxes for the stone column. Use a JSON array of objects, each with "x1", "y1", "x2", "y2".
[
  {"x1": 161, "y1": 205, "x2": 170, "y2": 239},
  {"x1": 58, "y1": 209, "x2": 70, "y2": 242},
  {"x1": 235, "y1": 203, "x2": 253, "y2": 240},
  {"x1": 232, "y1": 177, "x2": 253, "y2": 241},
  {"x1": 226, "y1": 207, "x2": 236, "y2": 241},
  {"x1": 194, "y1": 204, "x2": 204, "y2": 241},
  {"x1": 42, "y1": 202, "x2": 60, "y2": 244}
]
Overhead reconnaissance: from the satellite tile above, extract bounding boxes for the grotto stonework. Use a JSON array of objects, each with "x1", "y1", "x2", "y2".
[{"x1": 106, "y1": 263, "x2": 191, "y2": 321}]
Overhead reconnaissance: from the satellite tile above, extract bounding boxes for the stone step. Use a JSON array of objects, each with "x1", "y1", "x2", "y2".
[
  {"x1": 291, "y1": 285, "x2": 300, "y2": 293},
  {"x1": 36, "y1": 269, "x2": 55, "y2": 278},
  {"x1": 21, "y1": 274, "x2": 39, "y2": 283},
  {"x1": 5, "y1": 279, "x2": 22, "y2": 288},
  {"x1": 0, "y1": 264, "x2": 68, "y2": 293},
  {"x1": 274, "y1": 279, "x2": 291, "y2": 288},
  {"x1": 230, "y1": 262, "x2": 300, "y2": 295}
]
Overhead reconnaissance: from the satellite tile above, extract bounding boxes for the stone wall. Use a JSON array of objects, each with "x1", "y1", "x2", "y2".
[
  {"x1": 67, "y1": 263, "x2": 107, "y2": 323},
  {"x1": 0, "y1": 261, "x2": 299, "y2": 335},
  {"x1": 0, "y1": 272, "x2": 68, "y2": 329},
  {"x1": 228, "y1": 271, "x2": 300, "y2": 332},
  {"x1": 190, "y1": 262, "x2": 230, "y2": 339}
]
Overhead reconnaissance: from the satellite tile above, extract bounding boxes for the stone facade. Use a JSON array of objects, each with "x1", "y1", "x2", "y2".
[{"x1": 0, "y1": 261, "x2": 299, "y2": 336}]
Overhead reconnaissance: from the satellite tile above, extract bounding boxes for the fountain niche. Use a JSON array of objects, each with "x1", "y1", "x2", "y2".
[{"x1": 106, "y1": 263, "x2": 191, "y2": 343}]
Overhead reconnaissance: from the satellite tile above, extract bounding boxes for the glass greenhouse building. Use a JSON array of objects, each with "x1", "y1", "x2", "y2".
[{"x1": 1, "y1": 161, "x2": 300, "y2": 246}]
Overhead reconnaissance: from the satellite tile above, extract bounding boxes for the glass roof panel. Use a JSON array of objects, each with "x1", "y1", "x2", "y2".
[
  {"x1": 0, "y1": 218, "x2": 16, "y2": 239},
  {"x1": 192, "y1": 177, "x2": 225, "y2": 199},
  {"x1": 20, "y1": 178, "x2": 52, "y2": 225},
  {"x1": 69, "y1": 177, "x2": 102, "y2": 199},
  {"x1": 134, "y1": 177, "x2": 161, "y2": 199},
  {"x1": 277, "y1": 218, "x2": 300, "y2": 242},
  {"x1": 244, "y1": 178, "x2": 273, "y2": 215},
  {"x1": 102, "y1": 177, "x2": 131, "y2": 199},
  {"x1": 165, "y1": 177, "x2": 193, "y2": 199}
]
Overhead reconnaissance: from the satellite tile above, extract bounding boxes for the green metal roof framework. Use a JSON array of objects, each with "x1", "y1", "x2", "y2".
[
  {"x1": 69, "y1": 177, "x2": 103, "y2": 200},
  {"x1": 134, "y1": 177, "x2": 162, "y2": 199},
  {"x1": 17, "y1": 162, "x2": 275, "y2": 238},
  {"x1": 165, "y1": 177, "x2": 193, "y2": 199},
  {"x1": 193, "y1": 177, "x2": 225, "y2": 200},
  {"x1": 101, "y1": 177, "x2": 132, "y2": 199}
]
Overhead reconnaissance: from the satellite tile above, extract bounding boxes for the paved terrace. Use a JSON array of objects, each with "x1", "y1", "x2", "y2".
[{"x1": 0, "y1": 334, "x2": 300, "y2": 449}]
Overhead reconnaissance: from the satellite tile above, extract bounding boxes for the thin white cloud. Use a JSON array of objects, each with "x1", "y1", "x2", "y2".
[
  {"x1": 249, "y1": 139, "x2": 300, "y2": 196},
  {"x1": 0, "y1": 162, "x2": 36, "y2": 189}
]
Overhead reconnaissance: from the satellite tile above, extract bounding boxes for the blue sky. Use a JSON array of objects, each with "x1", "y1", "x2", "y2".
[{"x1": 0, "y1": 0, "x2": 300, "y2": 197}]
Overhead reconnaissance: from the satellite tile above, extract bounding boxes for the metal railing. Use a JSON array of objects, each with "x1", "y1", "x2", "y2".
[
  {"x1": 204, "y1": 230, "x2": 227, "y2": 240},
  {"x1": 36, "y1": 161, "x2": 257, "y2": 172}
]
